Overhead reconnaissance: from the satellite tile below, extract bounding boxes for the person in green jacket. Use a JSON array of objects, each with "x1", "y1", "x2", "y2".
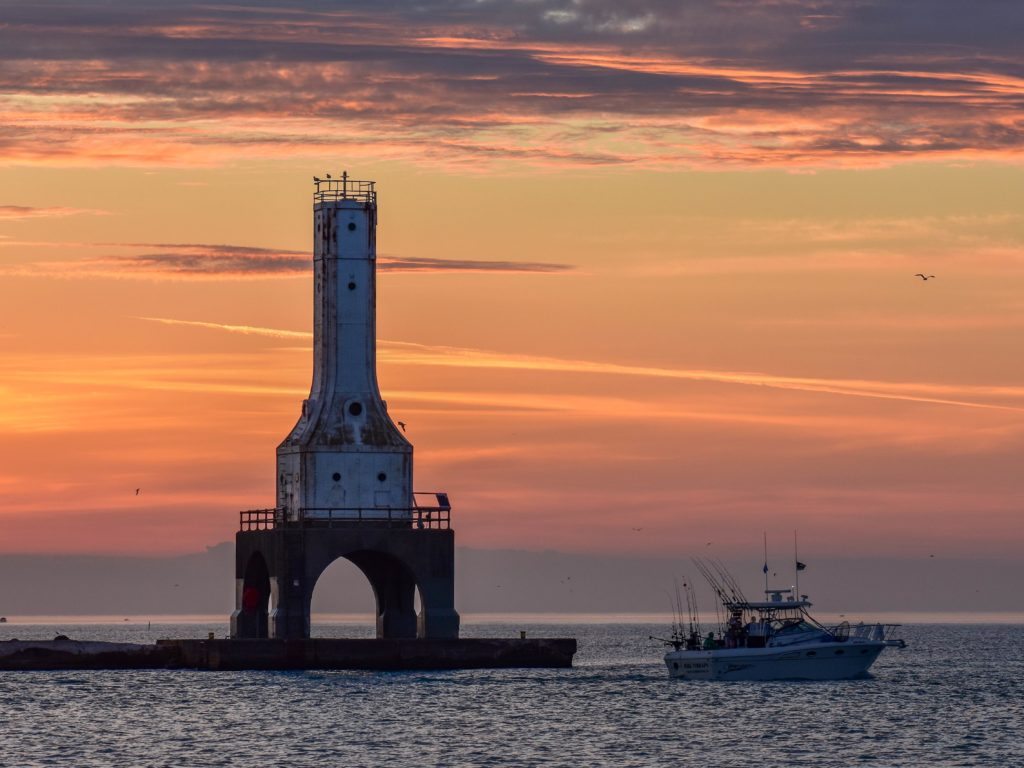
[{"x1": 703, "y1": 632, "x2": 717, "y2": 650}]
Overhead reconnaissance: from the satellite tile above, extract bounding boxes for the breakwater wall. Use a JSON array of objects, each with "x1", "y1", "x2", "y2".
[{"x1": 0, "y1": 637, "x2": 577, "y2": 671}]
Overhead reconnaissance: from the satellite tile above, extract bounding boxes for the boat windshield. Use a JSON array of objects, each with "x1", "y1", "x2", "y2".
[{"x1": 772, "y1": 619, "x2": 819, "y2": 635}]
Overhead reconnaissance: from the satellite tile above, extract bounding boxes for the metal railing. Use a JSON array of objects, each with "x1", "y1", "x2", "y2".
[
  {"x1": 239, "y1": 495, "x2": 451, "y2": 532},
  {"x1": 313, "y1": 172, "x2": 375, "y2": 204}
]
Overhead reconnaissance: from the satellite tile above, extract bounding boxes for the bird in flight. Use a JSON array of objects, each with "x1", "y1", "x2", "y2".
[
  {"x1": 914, "y1": 274, "x2": 936, "y2": 281},
  {"x1": 398, "y1": 421, "x2": 407, "y2": 432},
  {"x1": 631, "y1": 527, "x2": 643, "y2": 532},
  {"x1": 135, "y1": 488, "x2": 140, "y2": 495}
]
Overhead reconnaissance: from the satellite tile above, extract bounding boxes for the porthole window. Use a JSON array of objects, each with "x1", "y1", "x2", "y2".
[
  {"x1": 348, "y1": 402, "x2": 363, "y2": 416},
  {"x1": 377, "y1": 472, "x2": 387, "y2": 482},
  {"x1": 332, "y1": 472, "x2": 341, "y2": 482},
  {"x1": 347, "y1": 222, "x2": 356, "y2": 231},
  {"x1": 348, "y1": 282, "x2": 356, "y2": 290}
]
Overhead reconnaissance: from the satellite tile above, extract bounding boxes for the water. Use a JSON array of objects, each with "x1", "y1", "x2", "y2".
[{"x1": 1, "y1": 621, "x2": 1021, "y2": 767}]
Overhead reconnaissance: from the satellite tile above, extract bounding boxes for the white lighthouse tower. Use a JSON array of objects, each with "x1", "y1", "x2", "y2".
[
  {"x1": 276, "y1": 174, "x2": 412, "y2": 522},
  {"x1": 233, "y1": 173, "x2": 457, "y2": 641}
]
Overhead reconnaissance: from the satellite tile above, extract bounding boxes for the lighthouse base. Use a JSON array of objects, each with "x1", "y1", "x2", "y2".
[{"x1": 230, "y1": 525, "x2": 460, "y2": 640}]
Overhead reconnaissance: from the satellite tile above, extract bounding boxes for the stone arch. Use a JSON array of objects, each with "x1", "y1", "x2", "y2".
[
  {"x1": 308, "y1": 556, "x2": 376, "y2": 634},
  {"x1": 232, "y1": 551, "x2": 271, "y2": 638},
  {"x1": 232, "y1": 526, "x2": 459, "y2": 640},
  {"x1": 309, "y1": 550, "x2": 418, "y2": 639}
]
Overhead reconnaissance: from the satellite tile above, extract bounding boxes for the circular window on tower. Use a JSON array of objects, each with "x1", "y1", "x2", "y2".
[
  {"x1": 347, "y1": 222, "x2": 356, "y2": 231},
  {"x1": 332, "y1": 472, "x2": 341, "y2": 482},
  {"x1": 377, "y1": 472, "x2": 387, "y2": 482},
  {"x1": 348, "y1": 402, "x2": 363, "y2": 416},
  {"x1": 348, "y1": 281, "x2": 356, "y2": 290}
]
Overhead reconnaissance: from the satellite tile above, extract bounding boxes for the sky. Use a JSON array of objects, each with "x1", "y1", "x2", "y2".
[{"x1": 1, "y1": 0, "x2": 1023, "y2": 567}]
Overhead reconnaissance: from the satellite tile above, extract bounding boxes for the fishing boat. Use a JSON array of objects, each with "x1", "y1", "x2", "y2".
[{"x1": 657, "y1": 558, "x2": 905, "y2": 681}]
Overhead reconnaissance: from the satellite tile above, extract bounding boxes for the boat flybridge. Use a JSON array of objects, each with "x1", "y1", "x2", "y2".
[{"x1": 658, "y1": 564, "x2": 906, "y2": 681}]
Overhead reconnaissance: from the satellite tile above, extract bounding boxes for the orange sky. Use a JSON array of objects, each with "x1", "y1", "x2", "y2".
[{"x1": 1, "y1": 2, "x2": 1023, "y2": 560}]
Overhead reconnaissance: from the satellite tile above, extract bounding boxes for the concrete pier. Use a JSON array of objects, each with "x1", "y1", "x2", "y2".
[{"x1": 0, "y1": 637, "x2": 577, "y2": 671}]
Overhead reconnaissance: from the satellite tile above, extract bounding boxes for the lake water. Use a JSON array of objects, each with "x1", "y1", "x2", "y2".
[{"x1": 0, "y1": 620, "x2": 1020, "y2": 767}]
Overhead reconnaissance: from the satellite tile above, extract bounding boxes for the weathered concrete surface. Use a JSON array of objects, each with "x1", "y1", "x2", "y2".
[{"x1": 0, "y1": 638, "x2": 576, "y2": 671}]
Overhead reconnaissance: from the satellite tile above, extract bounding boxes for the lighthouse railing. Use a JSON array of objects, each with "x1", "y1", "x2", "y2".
[{"x1": 239, "y1": 499, "x2": 450, "y2": 532}]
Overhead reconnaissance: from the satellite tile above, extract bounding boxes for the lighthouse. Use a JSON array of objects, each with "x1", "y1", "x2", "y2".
[
  {"x1": 231, "y1": 174, "x2": 459, "y2": 641},
  {"x1": 277, "y1": 175, "x2": 412, "y2": 521}
]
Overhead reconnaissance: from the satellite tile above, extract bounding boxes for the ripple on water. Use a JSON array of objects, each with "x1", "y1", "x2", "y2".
[{"x1": 0, "y1": 622, "x2": 1021, "y2": 766}]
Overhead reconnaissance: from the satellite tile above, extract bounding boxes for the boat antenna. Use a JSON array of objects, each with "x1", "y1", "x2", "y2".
[
  {"x1": 793, "y1": 530, "x2": 801, "y2": 602},
  {"x1": 763, "y1": 531, "x2": 769, "y2": 594}
]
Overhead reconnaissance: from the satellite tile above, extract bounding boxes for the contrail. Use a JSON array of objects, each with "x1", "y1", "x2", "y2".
[
  {"x1": 138, "y1": 317, "x2": 1024, "y2": 412},
  {"x1": 139, "y1": 316, "x2": 312, "y2": 339}
]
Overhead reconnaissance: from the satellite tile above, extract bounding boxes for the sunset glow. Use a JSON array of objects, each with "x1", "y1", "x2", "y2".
[{"x1": 2, "y1": 0, "x2": 1023, "y2": 562}]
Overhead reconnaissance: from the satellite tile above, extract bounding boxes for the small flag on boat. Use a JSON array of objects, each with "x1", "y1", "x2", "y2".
[
  {"x1": 763, "y1": 562, "x2": 769, "y2": 574},
  {"x1": 796, "y1": 561, "x2": 807, "y2": 571}
]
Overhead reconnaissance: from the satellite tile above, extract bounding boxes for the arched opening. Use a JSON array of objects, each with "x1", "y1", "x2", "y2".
[
  {"x1": 309, "y1": 557, "x2": 377, "y2": 638},
  {"x1": 309, "y1": 551, "x2": 420, "y2": 639},
  {"x1": 238, "y1": 552, "x2": 271, "y2": 638}
]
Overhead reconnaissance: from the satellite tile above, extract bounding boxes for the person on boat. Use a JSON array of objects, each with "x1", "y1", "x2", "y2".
[
  {"x1": 726, "y1": 612, "x2": 743, "y2": 648},
  {"x1": 703, "y1": 632, "x2": 716, "y2": 650}
]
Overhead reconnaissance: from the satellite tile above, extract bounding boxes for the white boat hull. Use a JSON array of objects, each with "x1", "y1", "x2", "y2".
[{"x1": 665, "y1": 641, "x2": 885, "y2": 681}]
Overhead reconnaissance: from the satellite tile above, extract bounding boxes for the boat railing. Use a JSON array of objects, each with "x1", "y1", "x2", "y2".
[{"x1": 833, "y1": 622, "x2": 903, "y2": 642}]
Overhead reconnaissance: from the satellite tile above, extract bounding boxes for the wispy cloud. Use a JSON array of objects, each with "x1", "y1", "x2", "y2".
[
  {"x1": 135, "y1": 316, "x2": 1024, "y2": 412},
  {"x1": 138, "y1": 316, "x2": 312, "y2": 339},
  {"x1": 0, "y1": 205, "x2": 107, "y2": 220},
  {"x1": 380, "y1": 256, "x2": 573, "y2": 273},
  {"x1": 0, "y1": 2, "x2": 1022, "y2": 169},
  {"x1": 4, "y1": 242, "x2": 575, "y2": 279},
  {"x1": 379, "y1": 341, "x2": 1024, "y2": 413}
]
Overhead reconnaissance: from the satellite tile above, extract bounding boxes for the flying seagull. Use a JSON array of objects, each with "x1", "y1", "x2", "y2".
[
  {"x1": 398, "y1": 421, "x2": 407, "y2": 432},
  {"x1": 914, "y1": 274, "x2": 936, "y2": 281},
  {"x1": 135, "y1": 488, "x2": 140, "y2": 495}
]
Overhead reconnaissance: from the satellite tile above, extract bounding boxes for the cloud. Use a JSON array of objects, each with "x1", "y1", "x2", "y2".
[
  {"x1": 135, "y1": 316, "x2": 1024, "y2": 412},
  {"x1": 138, "y1": 316, "x2": 312, "y2": 340},
  {"x1": 0, "y1": 2, "x2": 1022, "y2": 169},
  {"x1": 379, "y1": 256, "x2": 573, "y2": 273},
  {"x1": 3, "y1": 242, "x2": 574, "y2": 279},
  {"x1": 108, "y1": 243, "x2": 308, "y2": 277},
  {"x1": 0, "y1": 205, "x2": 107, "y2": 220},
  {"x1": 379, "y1": 340, "x2": 1024, "y2": 413}
]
